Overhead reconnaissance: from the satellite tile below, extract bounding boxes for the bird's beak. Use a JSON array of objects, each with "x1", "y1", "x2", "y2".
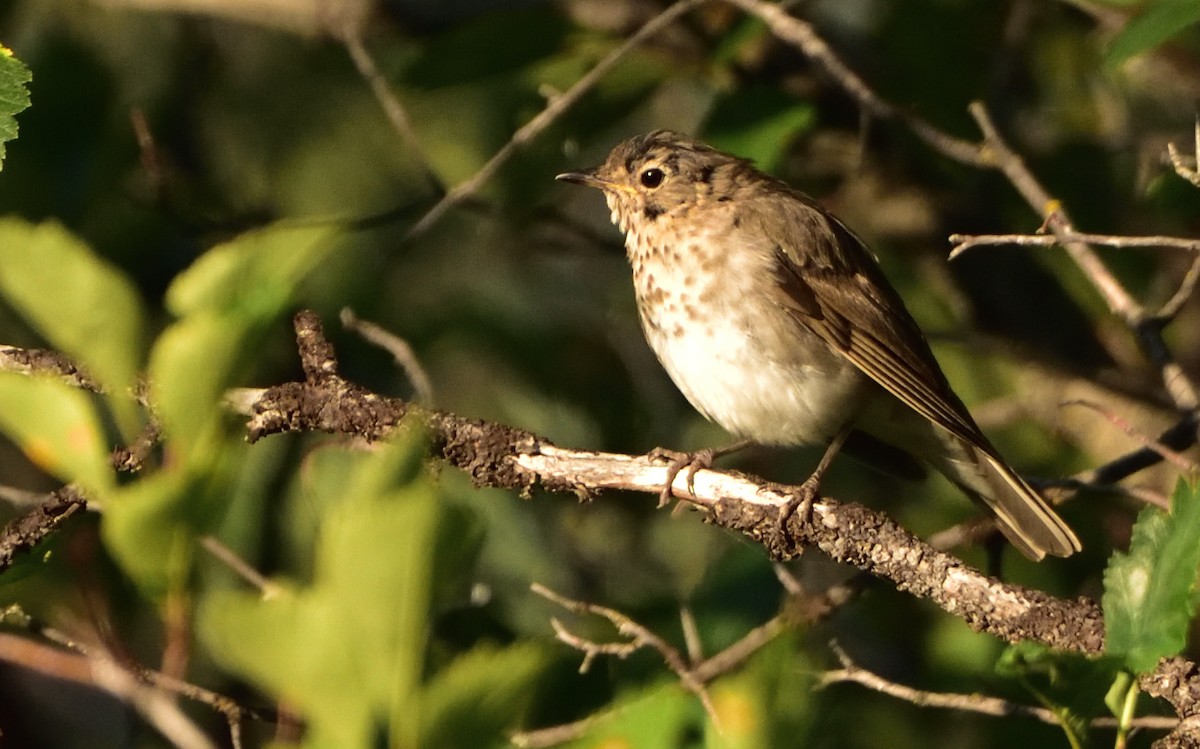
[{"x1": 555, "y1": 169, "x2": 608, "y2": 189}]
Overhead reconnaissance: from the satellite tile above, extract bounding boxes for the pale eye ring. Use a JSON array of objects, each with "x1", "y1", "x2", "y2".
[{"x1": 639, "y1": 168, "x2": 665, "y2": 189}]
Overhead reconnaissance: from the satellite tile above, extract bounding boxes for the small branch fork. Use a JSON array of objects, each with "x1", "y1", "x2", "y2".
[
  {"x1": 514, "y1": 573, "x2": 853, "y2": 747},
  {"x1": 533, "y1": 583, "x2": 724, "y2": 726}
]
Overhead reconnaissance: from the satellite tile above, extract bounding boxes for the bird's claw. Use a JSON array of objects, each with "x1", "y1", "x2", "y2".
[
  {"x1": 648, "y1": 447, "x2": 715, "y2": 508},
  {"x1": 771, "y1": 476, "x2": 820, "y2": 559}
]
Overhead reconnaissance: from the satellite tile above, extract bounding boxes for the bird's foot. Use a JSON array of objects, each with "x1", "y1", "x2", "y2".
[
  {"x1": 647, "y1": 440, "x2": 755, "y2": 508},
  {"x1": 771, "y1": 475, "x2": 821, "y2": 559},
  {"x1": 647, "y1": 447, "x2": 716, "y2": 508}
]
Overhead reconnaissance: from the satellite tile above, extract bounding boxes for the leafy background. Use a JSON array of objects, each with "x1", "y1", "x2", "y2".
[{"x1": 1, "y1": 0, "x2": 1199, "y2": 747}]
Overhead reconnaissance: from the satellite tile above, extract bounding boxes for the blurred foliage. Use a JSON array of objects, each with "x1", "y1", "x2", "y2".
[
  {"x1": 1105, "y1": 0, "x2": 1200, "y2": 66},
  {"x1": 0, "y1": 0, "x2": 1198, "y2": 748}
]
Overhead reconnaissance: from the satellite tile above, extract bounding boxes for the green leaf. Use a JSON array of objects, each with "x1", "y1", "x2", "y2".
[
  {"x1": 420, "y1": 643, "x2": 547, "y2": 747},
  {"x1": 165, "y1": 223, "x2": 339, "y2": 318},
  {"x1": 998, "y1": 641, "x2": 1123, "y2": 748},
  {"x1": 199, "y1": 437, "x2": 447, "y2": 748},
  {"x1": 1106, "y1": 0, "x2": 1200, "y2": 66},
  {"x1": 0, "y1": 218, "x2": 146, "y2": 432},
  {"x1": 150, "y1": 222, "x2": 340, "y2": 460},
  {"x1": 0, "y1": 372, "x2": 113, "y2": 493},
  {"x1": 0, "y1": 46, "x2": 31, "y2": 171},
  {"x1": 1103, "y1": 478, "x2": 1200, "y2": 673},
  {"x1": 703, "y1": 86, "x2": 816, "y2": 173},
  {"x1": 147, "y1": 313, "x2": 251, "y2": 462},
  {"x1": 561, "y1": 683, "x2": 697, "y2": 748},
  {"x1": 101, "y1": 472, "x2": 197, "y2": 596}
]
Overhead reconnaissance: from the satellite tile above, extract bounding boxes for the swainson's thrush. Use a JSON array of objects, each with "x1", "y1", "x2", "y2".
[{"x1": 557, "y1": 130, "x2": 1079, "y2": 560}]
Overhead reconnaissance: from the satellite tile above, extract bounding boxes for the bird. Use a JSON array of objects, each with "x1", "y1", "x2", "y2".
[{"x1": 556, "y1": 129, "x2": 1080, "y2": 560}]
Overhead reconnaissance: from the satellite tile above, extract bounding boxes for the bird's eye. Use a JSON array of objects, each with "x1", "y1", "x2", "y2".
[{"x1": 639, "y1": 168, "x2": 665, "y2": 189}]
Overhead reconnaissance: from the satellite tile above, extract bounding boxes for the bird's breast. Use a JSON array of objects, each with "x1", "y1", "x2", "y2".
[{"x1": 626, "y1": 227, "x2": 867, "y2": 445}]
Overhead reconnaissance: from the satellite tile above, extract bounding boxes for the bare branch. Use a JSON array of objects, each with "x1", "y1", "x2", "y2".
[
  {"x1": 246, "y1": 311, "x2": 1106, "y2": 655},
  {"x1": 1166, "y1": 120, "x2": 1200, "y2": 188},
  {"x1": 1157, "y1": 255, "x2": 1200, "y2": 321},
  {"x1": 967, "y1": 102, "x2": 1200, "y2": 421},
  {"x1": 199, "y1": 535, "x2": 283, "y2": 598},
  {"x1": 948, "y1": 232, "x2": 1200, "y2": 259},
  {"x1": 820, "y1": 641, "x2": 1178, "y2": 731},
  {"x1": 0, "y1": 633, "x2": 224, "y2": 749},
  {"x1": 722, "y1": 0, "x2": 985, "y2": 166},
  {"x1": 533, "y1": 583, "x2": 721, "y2": 725},
  {"x1": 1141, "y1": 657, "x2": 1200, "y2": 747},
  {"x1": 968, "y1": 103, "x2": 1141, "y2": 320},
  {"x1": 341, "y1": 33, "x2": 443, "y2": 194},
  {"x1": 511, "y1": 714, "x2": 600, "y2": 748},
  {"x1": 1076, "y1": 415, "x2": 1199, "y2": 488},
  {"x1": 0, "y1": 344, "x2": 101, "y2": 391},
  {"x1": 0, "y1": 487, "x2": 86, "y2": 574},
  {"x1": 340, "y1": 307, "x2": 435, "y2": 406},
  {"x1": 1064, "y1": 400, "x2": 1198, "y2": 474}
]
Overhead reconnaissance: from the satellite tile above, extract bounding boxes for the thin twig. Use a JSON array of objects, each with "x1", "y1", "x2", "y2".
[
  {"x1": 340, "y1": 307, "x2": 434, "y2": 406},
  {"x1": 1063, "y1": 400, "x2": 1198, "y2": 473},
  {"x1": 532, "y1": 583, "x2": 721, "y2": 726},
  {"x1": 692, "y1": 613, "x2": 790, "y2": 683},
  {"x1": 199, "y1": 536, "x2": 282, "y2": 598},
  {"x1": 511, "y1": 714, "x2": 602, "y2": 748},
  {"x1": 680, "y1": 607, "x2": 704, "y2": 665},
  {"x1": 968, "y1": 103, "x2": 1142, "y2": 320},
  {"x1": 0, "y1": 633, "x2": 221, "y2": 749},
  {"x1": 406, "y1": 0, "x2": 705, "y2": 238},
  {"x1": 722, "y1": 0, "x2": 985, "y2": 166},
  {"x1": 819, "y1": 641, "x2": 1178, "y2": 731},
  {"x1": 342, "y1": 33, "x2": 443, "y2": 193},
  {"x1": 967, "y1": 102, "x2": 1200, "y2": 418},
  {"x1": 948, "y1": 232, "x2": 1200, "y2": 259},
  {"x1": 1075, "y1": 415, "x2": 1198, "y2": 487},
  {"x1": 1156, "y1": 254, "x2": 1200, "y2": 321},
  {"x1": 1166, "y1": 119, "x2": 1200, "y2": 188}
]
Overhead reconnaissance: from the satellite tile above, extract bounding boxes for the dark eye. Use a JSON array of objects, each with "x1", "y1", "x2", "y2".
[{"x1": 640, "y1": 168, "x2": 665, "y2": 188}]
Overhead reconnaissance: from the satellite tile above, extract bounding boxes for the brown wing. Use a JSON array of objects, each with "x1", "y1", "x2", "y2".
[{"x1": 752, "y1": 190, "x2": 989, "y2": 450}]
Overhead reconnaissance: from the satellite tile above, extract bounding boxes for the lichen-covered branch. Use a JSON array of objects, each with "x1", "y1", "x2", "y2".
[{"x1": 244, "y1": 311, "x2": 1106, "y2": 655}]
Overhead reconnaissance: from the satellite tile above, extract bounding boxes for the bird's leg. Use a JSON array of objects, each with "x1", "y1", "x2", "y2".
[
  {"x1": 773, "y1": 428, "x2": 851, "y2": 556},
  {"x1": 649, "y1": 439, "x2": 755, "y2": 508}
]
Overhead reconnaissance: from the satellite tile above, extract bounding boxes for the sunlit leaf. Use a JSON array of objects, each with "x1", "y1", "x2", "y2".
[
  {"x1": 101, "y1": 472, "x2": 196, "y2": 596},
  {"x1": 1103, "y1": 478, "x2": 1200, "y2": 673},
  {"x1": 147, "y1": 313, "x2": 249, "y2": 461},
  {"x1": 420, "y1": 643, "x2": 547, "y2": 747},
  {"x1": 199, "y1": 436, "x2": 450, "y2": 748},
  {"x1": 165, "y1": 223, "x2": 338, "y2": 318},
  {"x1": 0, "y1": 373, "x2": 112, "y2": 493},
  {"x1": 0, "y1": 218, "x2": 145, "y2": 433}
]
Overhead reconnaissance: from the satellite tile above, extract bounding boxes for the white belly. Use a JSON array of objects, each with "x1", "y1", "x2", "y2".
[
  {"x1": 640, "y1": 296, "x2": 867, "y2": 446},
  {"x1": 624, "y1": 208, "x2": 868, "y2": 446}
]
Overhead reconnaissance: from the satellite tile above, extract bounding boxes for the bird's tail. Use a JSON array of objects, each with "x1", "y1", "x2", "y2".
[{"x1": 935, "y1": 436, "x2": 1080, "y2": 560}]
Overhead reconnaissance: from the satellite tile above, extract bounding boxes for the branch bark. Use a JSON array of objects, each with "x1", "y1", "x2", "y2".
[{"x1": 244, "y1": 311, "x2": 1106, "y2": 655}]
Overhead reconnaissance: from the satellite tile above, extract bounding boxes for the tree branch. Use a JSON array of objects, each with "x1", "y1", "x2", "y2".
[
  {"x1": 821, "y1": 641, "x2": 1177, "y2": 731},
  {"x1": 244, "y1": 311, "x2": 1106, "y2": 655}
]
